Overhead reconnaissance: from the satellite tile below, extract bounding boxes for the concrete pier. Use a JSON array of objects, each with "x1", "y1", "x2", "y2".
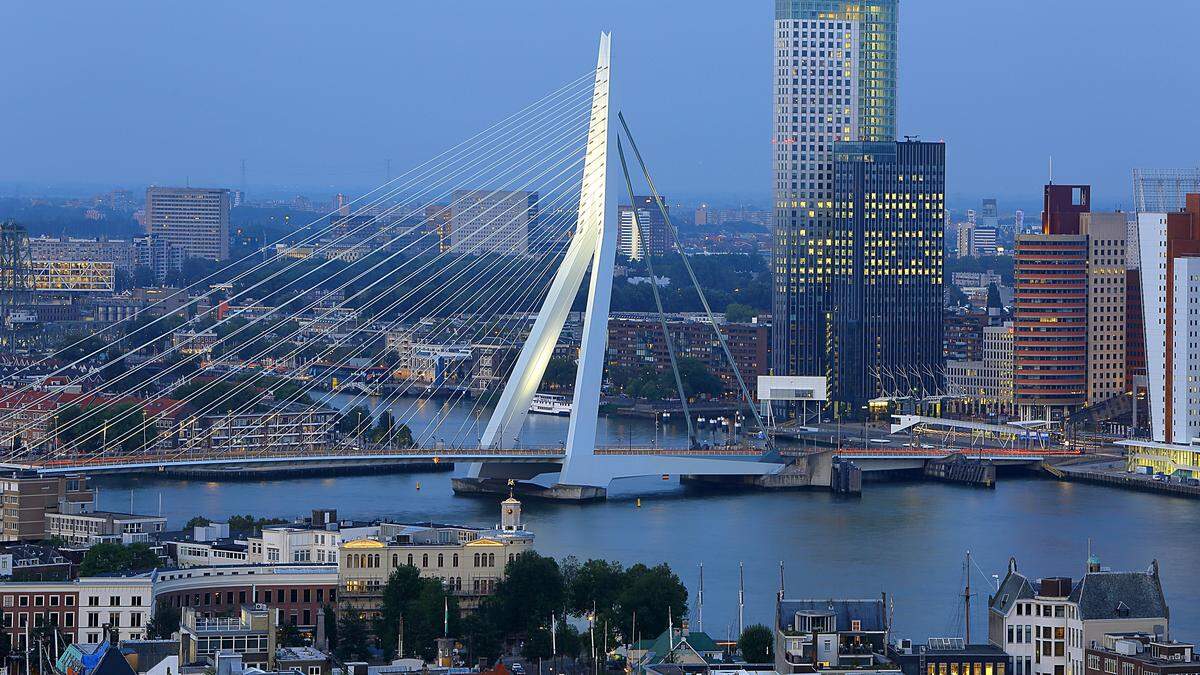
[{"x1": 451, "y1": 477, "x2": 607, "y2": 501}]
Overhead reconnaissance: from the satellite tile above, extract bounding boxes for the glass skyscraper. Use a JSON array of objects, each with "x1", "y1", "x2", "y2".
[
  {"x1": 771, "y1": 0, "x2": 899, "y2": 393},
  {"x1": 829, "y1": 141, "x2": 945, "y2": 411}
]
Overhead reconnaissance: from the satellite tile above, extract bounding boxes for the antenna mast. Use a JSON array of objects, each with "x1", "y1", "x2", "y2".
[{"x1": 964, "y1": 550, "x2": 972, "y2": 643}]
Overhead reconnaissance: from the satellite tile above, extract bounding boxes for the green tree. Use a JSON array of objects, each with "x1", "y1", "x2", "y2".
[
  {"x1": 146, "y1": 599, "x2": 181, "y2": 639},
  {"x1": 55, "y1": 403, "x2": 157, "y2": 454},
  {"x1": 542, "y1": 358, "x2": 577, "y2": 391},
  {"x1": 369, "y1": 411, "x2": 396, "y2": 443},
  {"x1": 523, "y1": 621, "x2": 582, "y2": 660},
  {"x1": 676, "y1": 357, "x2": 724, "y2": 399},
  {"x1": 738, "y1": 624, "x2": 773, "y2": 663},
  {"x1": 335, "y1": 611, "x2": 372, "y2": 662},
  {"x1": 337, "y1": 406, "x2": 373, "y2": 437},
  {"x1": 392, "y1": 423, "x2": 415, "y2": 448},
  {"x1": 277, "y1": 622, "x2": 305, "y2": 648},
  {"x1": 461, "y1": 611, "x2": 504, "y2": 664},
  {"x1": 185, "y1": 516, "x2": 212, "y2": 529},
  {"x1": 170, "y1": 380, "x2": 259, "y2": 415},
  {"x1": 322, "y1": 604, "x2": 338, "y2": 651},
  {"x1": 133, "y1": 265, "x2": 157, "y2": 288},
  {"x1": 563, "y1": 557, "x2": 624, "y2": 618},
  {"x1": 483, "y1": 552, "x2": 565, "y2": 638},
  {"x1": 724, "y1": 302, "x2": 755, "y2": 323},
  {"x1": 226, "y1": 514, "x2": 289, "y2": 536},
  {"x1": 614, "y1": 563, "x2": 687, "y2": 641},
  {"x1": 376, "y1": 566, "x2": 459, "y2": 660},
  {"x1": 79, "y1": 542, "x2": 160, "y2": 576}
]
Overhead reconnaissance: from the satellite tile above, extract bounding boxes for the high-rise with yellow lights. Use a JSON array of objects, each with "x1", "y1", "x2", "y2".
[
  {"x1": 829, "y1": 140, "x2": 945, "y2": 411},
  {"x1": 770, "y1": 0, "x2": 899, "y2": 407}
]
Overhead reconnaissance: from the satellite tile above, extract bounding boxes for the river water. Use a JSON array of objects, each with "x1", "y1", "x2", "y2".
[{"x1": 93, "y1": 395, "x2": 1200, "y2": 643}]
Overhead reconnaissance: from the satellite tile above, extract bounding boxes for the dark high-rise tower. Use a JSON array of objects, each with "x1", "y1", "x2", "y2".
[
  {"x1": 828, "y1": 141, "x2": 945, "y2": 411},
  {"x1": 617, "y1": 196, "x2": 669, "y2": 261},
  {"x1": 771, "y1": 0, "x2": 899, "y2": 398}
]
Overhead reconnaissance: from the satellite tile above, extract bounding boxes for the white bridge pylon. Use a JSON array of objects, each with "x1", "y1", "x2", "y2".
[{"x1": 465, "y1": 33, "x2": 780, "y2": 491}]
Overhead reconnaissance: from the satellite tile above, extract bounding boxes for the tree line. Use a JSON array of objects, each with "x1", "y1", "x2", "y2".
[{"x1": 330, "y1": 552, "x2": 688, "y2": 664}]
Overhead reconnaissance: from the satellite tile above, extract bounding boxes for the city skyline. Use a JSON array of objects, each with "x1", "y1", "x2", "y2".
[
  {"x1": 4, "y1": 6, "x2": 1200, "y2": 668},
  {"x1": 1, "y1": 1, "x2": 1198, "y2": 207}
]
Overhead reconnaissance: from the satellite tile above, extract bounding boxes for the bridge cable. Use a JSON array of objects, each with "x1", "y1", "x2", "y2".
[
  {"x1": 256, "y1": 169, "x2": 591, "y2": 453},
  {"x1": 19, "y1": 114, "x2": 593, "y2": 462},
  {"x1": 616, "y1": 112, "x2": 773, "y2": 451},
  {"x1": 409, "y1": 181, "x2": 606, "y2": 448},
  {"x1": 47, "y1": 138, "x2": 591, "y2": 464},
  {"x1": 68, "y1": 134, "x2": 593, "y2": 464},
  {"x1": 615, "y1": 137, "x2": 697, "y2": 449},
  {"x1": 0, "y1": 71, "x2": 597, "y2": 416},
  {"x1": 193, "y1": 189, "x2": 588, "y2": 461},
  {"x1": 0, "y1": 78, "x2": 596, "y2": 451}
]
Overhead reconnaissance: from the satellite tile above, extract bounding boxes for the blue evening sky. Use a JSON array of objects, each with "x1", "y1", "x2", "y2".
[{"x1": 1, "y1": 1, "x2": 1197, "y2": 211}]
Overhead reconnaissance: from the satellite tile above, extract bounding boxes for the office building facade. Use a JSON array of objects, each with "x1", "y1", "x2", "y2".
[
  {"x1": 971, "y1": 226, "x2": 999, "y2": 256},
  {"x1": 28, "y1": 237, "x2": 137, "y2": 272},
  {"x1": 946, "y1": 321, "x2": 1015, "y2": 416},
  {"x1": 1081, "y1": 212, "x2": 1128, "y2": 405},
  {"x1": 1013, "y1": 186, "x2": 1091, "y2": 419},
  {"x1": 145, "y1": 187, "x2": 231, "y2": 261},
  {"x1": 617, "y1": 195, "x2": 670, "y2": 261},
  {"x1": 828, "y1": 141, "x2": 944, "y2": 410},
  {"x1": 1013, "y1": 186, "x2": 1129, "y2": 419},
  {"x1": 1136, "y1": 197, "x2": 1200, "y2": 447},
  {"x1": 449, "y1": 189, "x2": 537, "y2": 255},
  {"x1": 981, "y1": 198, "x2": 999, "y2": 229},
  {"x1": 771, "y1": 0, "x2": 899, "y2": 392}
]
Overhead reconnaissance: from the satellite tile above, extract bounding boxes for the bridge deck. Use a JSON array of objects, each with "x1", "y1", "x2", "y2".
[
  {"x1": 800, "y1": 446, "x2": 1078, "y2": 461},
  {"x1": 6, "y1": 444, "x2": 771, "y2": 474}
]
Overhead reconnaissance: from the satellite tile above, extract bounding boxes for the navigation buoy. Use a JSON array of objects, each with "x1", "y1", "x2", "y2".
[
  {"x1": 636, "y1": 498, "x2": 642, "y2": 508},
  {"x1": 416, "y1": 482, "x2": 421, "y2": 490}
]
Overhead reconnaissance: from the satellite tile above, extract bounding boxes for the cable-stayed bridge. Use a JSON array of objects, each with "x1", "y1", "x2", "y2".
[{"x1": 0, "y1": 35, "x2": 788, "y2": 499}]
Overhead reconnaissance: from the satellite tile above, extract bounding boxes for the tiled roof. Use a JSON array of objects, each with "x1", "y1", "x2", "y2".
[
  {"x1": 989, "y1": 566, "x2": 1036, "y2": 615},
  {"x1": 1071, "y1": 563, "x2": 1168, "y2": 621},
  {"x1": 988, "y1": 559, "x2": 1167, "y2": 623},
  {"x1": 778, "y1": 598, "x2": 887, "y2": 633}
]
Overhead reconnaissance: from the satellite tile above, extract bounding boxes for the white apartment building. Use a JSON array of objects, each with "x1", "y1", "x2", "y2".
[
  {"x1": 972, "y1": 226, "x2": 999, "y2": 256},
  {"x1": 247, "y1": 522, "x2": 379, "y2": 565},
  {"x1": 170, "y1": 541, "x2": 249, "y2": 568},
  {"x1": 76, "y1": 576, "x2": 154, "y2": 644},
  {"x1": 46, "y1": 510, "x2": 167, "y2": 546},
  {"x1": 28, "y1": 236, "x2": 138, "y2": 271},
  {"x1": 145, "y1": 187, "x2": 231, "y2": 261},
  {"x1": 1122, "y1": 206, "x2": 1200, "y2": 475},
  {"x1": 449, "y1": 189, "x2": 537, "y2": 255},
  {"x1": 1136, "y1": 211, "x2": 1199, "y2": 444},
  {"x1": 616, "y1": 196, "x2": 668, "y2": 261},
  {"x1": 946, "y1": 322, "x2": 1014, "y2": 415},
  {"x1": 989, "y1": 558, "x2": 1169, "y2": 675}
]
